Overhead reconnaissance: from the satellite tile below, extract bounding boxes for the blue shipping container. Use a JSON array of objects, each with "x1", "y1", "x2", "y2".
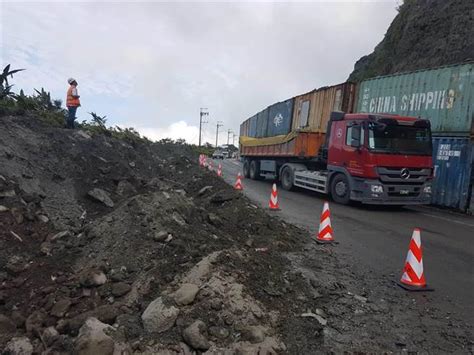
[
  {"x1": 267, "y1": 98, "x2": 294, "y2": 137},
  {"x1": 431, "y1": 137, "x2": 473, "y2": 211},
  {"x1": 256, "y1": 109, "x2": 269, "y2": 137},
  {"x1": 248, "y1": 115, "x2": 257, "y2": 137}
]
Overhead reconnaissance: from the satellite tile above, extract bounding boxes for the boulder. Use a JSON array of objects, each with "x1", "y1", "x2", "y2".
[
  {"x1": 173, "y1": 283, "x2": 199, "y2": 306},
  {"x1": 242, "y1": 325, "x2": 266, "y2": 344},
  {"x1": 111, "y1": 282, "x2": 131, "y2": 297},
  {"x1": 3, "y1": 337, "x2": 33, "y2": 355},
  {"x1": 74, "y1": 317, "x2": 115, "y2": 355},
  {"x1": 42, "y1": 326, "x2": 59, "y2": 346},
  {"x1": 182, "y1": 320, "x2": 210, "y2": 351},
  {"x1": 50, "y1": 298, "x2": 72, "y2": 318},
  {"x1": 79, "y1": 269, "x2": 107, "y2": 287},
  {"x1": 141, "y1": 297, "x2": 179, "y2": 333},
  {"x1": 153, "y1": 230, "x2": 169, "y2": 242},
  {"x1": 87, "y1": 189, "x2": 114, "y2": 208}
]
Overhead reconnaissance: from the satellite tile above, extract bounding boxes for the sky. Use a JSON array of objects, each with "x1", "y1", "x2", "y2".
[{"x1": 1, "y1": 0, "x2": 399, "y2": 145}]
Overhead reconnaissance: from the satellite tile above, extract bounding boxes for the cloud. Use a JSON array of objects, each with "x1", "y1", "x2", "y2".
[
  {"x1": 1, "y1": 1, "x2": 399, "y2": 142},
  {"x1": 132, "y1": 121, "x2": 200, "y2": 144}
]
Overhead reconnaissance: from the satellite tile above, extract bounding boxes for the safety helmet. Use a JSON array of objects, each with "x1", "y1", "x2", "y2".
[{"x1": 67, "y1": 78, "x2": 77, "y2": 84}]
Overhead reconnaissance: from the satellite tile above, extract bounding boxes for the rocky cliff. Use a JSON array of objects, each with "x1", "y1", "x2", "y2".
[{"x1": 349, "y1": 0, "x2": 474, "y2": 81}]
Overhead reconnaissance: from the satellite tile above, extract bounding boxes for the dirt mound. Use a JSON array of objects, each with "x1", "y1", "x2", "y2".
[{"x1": 0, "y1": 115, "x2": 471, "y2": 353}]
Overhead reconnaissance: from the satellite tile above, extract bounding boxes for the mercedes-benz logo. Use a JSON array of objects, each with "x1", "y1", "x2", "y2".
[{"x1": 400, "y1": 168, "x2": 410, "y2": 179}]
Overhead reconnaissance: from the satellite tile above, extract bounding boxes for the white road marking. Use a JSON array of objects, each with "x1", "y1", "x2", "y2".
[{"x1": 419, "y1": 212, "x2": 474, "y2": 228}]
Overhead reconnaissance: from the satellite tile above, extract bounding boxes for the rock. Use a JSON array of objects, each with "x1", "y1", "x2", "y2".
[
  {"x1": 87, "y1": 188, "x2": 114, "y2": 208},
  {"x1": 171, "y1": 212, "x2": 186, "y2": 226},
  {"x1": 209, "y1": 326, "x2": 230, "y2": 339},
  {"x1": 173, "y1": 283, "x2": 199, "y2": 306},
  {"x1": 153, "y1": 230, "x2": 169, "y2": 242},
  {"x1": 40, "y1": 242, "x2": 52, "y2": 256},
  {"x1": 354, "y1": 294, "x2": 368, "y2": 303},
  {"x1": 51, "y1": 298, "x2": 72, "y2": 318},
  {"x1": 0, "y1": 189, "x2": 16, "y2": 198},
  {"x1": 25, "y1": 310, "x2": 46, "y2": 334},
  {"x1": 75, "y1": 130, "x2": 92, "y2": 140},
  {"x1": 75, "y1": 317, "x2": 115, "y2": 355},
  {"x1": 48, "y1": 230, "x2": 71, "y2": 242},
  {"x1": 197, "y1": 186, "x2": 213, "y2": 196},
  {"x1": 301, "y1": 312, "x2": 327, "y2": 326},
  {"x1": 242, "y1": 325, "x2": 266, "y2": 344},
  {"x1": 79, "y1": 269, "x2": 107, "y2": 287},
  {"x1": 129, "y1": 162, "x2": 136, "y2": 168},
  {"x1": 207, "y1": 213, "x2": 221, "y2": 225},
  {"x1": 141, "y1": 297, "x2": 179, "y2": 333},
  {"x1": 5, "y1": 256, "x2": 29, "y2": 275},
  {"x1": 42, "y1": 326, "x2": 59, "y2": 346},
  {"x1": 36, "y1": 214, "x2": 49, "y2": 223},
  {"x1": 10, "y1": 311, "x2": 26, "y2": 328},
  {"x1": 4, "y1": 337, "x2": 33, "y2": 355},
  {"x1": 116, "y1": 180, "x2": 136, "y2": 196},
  {"x1": 0, "y1": 205, "x2": 9, "y2": 212},
  {"x1": 111, "y1": 282, "x2": 131, "y2": 297},
  {"x1": 182, "y1": 320, "x2": 210, "y2": 351},
  {"x1": 0, "y1": 314, "x2": 16, "y2": 334}
]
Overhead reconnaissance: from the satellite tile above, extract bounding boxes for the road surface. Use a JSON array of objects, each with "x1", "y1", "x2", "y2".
[{"x1": 215, "y1": 158, "x2": 474, "y2": 325}]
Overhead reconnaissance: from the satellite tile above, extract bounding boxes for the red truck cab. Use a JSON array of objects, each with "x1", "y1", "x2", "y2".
[{"x1": 327, "y1": 112, "x2": 433, "y2": 204}]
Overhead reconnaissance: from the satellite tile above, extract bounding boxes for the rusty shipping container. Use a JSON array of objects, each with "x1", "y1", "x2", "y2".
[
  {"x1": 240, "y1": 82, "x2": 356, "y2": 158},
  {"x1": 292, "y1": 82, "x2": 356, "y2": 132},
  {"x1": 355, "y1": 62, "x2": 474, "y2": 135}
]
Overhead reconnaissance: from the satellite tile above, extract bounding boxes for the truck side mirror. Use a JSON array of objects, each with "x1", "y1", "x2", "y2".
[{"x1": 351, "y1": 125, "x2": 361, "y2": 148}]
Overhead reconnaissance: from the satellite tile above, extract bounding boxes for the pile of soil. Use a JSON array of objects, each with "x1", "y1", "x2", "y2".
[{"x1": 0, "y1": 115, "x2": 471, "y2": 354}]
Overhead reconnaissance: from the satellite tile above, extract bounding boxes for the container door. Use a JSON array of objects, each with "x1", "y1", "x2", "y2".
[{"x1": 431, "y1": 137, "x2": 473, "y2": 210}]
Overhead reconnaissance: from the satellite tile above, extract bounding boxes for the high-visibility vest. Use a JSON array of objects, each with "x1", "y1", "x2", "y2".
[{"x1": 66, "y1": 85, "x2": 81, "y2": 107}]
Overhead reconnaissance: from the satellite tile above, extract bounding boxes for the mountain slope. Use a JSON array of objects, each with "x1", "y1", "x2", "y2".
[{"x1": 349, "y1": 0, "x2": 474, "y2": 81}]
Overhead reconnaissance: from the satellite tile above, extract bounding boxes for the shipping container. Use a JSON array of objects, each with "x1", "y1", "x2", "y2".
[
  {"x1": 267, "y1": 98, "x2": 294, "y2": 137},
  {"x1": 356, "y1": 62, "x2": 474, "y2": 135},
  {"x1": 256, "y1": 109, "x2": 269, "y2": 138},
  {"x1": 431, "y1": 137, "x2": 473, "y2": 211},
  {"x1": 292, "y1": 82, "x2": 356, "y2": 132},
  {"x1": 249, "y1": 115, "x2": 257, "y2": 137}
]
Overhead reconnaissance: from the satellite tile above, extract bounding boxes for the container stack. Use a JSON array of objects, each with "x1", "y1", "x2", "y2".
[{"x1": 355, "y1": 63, "x2": 474, "y2": 211}]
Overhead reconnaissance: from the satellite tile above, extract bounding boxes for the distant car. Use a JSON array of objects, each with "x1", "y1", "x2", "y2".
[{"x1": 212, "y1": 150, "x2": 224, "y2": 159}]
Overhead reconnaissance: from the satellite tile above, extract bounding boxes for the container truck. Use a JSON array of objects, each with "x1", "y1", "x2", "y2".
[{"x1": 239, "y1": 111, "x2": 434, "y2": 205}]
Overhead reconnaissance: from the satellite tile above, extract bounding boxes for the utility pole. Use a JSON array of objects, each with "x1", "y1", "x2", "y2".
[
  {"x1": 227, "y1": 129, "x2": 233, "y2": 145},
  {"x1": 215, "y1": 121, "x2": 223, "y2": 148},
  {"x1": 199, "y1": 108, "x2": 209, "y2": 146},
  {"x1": 232, "y1": 133, "x2": 236, "y2": 146}
]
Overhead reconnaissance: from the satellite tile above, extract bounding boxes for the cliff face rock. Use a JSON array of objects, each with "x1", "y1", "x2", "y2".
[{"x1": 349, "y1": 0, "x2": 474, "y2": 82}]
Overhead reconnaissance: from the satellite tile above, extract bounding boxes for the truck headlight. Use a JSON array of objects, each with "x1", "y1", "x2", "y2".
[
  {"x1": 371, "y1": 185, "x2": 383, "y2": 193},
  {"x1": 423, "y1": 185, "x2": 432, "y2": 193}
]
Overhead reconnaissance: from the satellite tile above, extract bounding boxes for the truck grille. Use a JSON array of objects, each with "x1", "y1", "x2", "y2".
[{"x1": 377, "y1": 167, "x2": 430, "y2": 184}]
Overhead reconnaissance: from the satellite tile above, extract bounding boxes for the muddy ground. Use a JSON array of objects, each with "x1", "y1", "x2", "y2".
[{"x1": 0, "y1": 115, "x2": 472, "y2": 354}]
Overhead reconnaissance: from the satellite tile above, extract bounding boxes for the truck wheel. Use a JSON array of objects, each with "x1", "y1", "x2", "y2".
[
  {"x1": 280, "y1": 166, "x2": 294, "y2": 191},
  {"x1": 249, "y1": 160, "x2": 260, "y2": 180},
  {"x1": 243, "y1": 160, "x2": 250, "y2": 178},
  {"x1": 330, "y1": 174, "x2": 351, "y2": 205}
]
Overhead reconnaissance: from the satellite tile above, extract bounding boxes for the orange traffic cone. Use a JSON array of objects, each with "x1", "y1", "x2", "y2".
[
  {"x1": 234, "y1": 173, "x2": 243, "y2": 190},
  {"x1": 217, "y1": 164, "x2": 223, "y2": 177},
  {"x1": 268, "y1": 183, "x2": 280, "y2": 211},
  {"x1": 398, "y1": 228, "x2": 433, "y2": 291},
  {"x1": 199, "y1": 154, "x2": 204, "y2": 167},
  {"x1": 316, "y1": 201, "x2": 334, "y2": 244},
  {"x1": 208, "y1": 160, "x2": 213, "y2": 171}
]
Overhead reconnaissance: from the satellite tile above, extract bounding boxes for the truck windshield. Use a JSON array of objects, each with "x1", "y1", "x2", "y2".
[{"x1": 367, "y1": 122, "x2": 432, "y2": 156}]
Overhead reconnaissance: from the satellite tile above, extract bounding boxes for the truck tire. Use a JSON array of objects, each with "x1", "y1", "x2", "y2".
[
  {"x1": 249, "y1": 160, "x2": 260, "y2": 180},
  {"x1": 330, "y1": 173, "x2": 351, "y2": 205},
  {"x1": 243, "y1": 160, "x2": 250, "y2": 178},
  {"x1": 280, "y1": 166, "x2": 294, "y2": 191}
]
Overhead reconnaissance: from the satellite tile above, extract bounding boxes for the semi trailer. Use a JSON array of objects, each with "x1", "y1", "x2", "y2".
[{"x1": 239, "y1": 112, "x2": 434, "y2": 205}]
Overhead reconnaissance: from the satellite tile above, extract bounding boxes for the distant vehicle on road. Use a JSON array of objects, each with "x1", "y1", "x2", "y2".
[
  {"x1": 240, "y1": 111, "x2": 433, "y2": 205},
  {"x1": 212, "y1": 149, "x2": 225, "y2": 159}
]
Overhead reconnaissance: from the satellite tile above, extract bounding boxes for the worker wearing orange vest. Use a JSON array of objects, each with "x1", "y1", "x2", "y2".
[{"x1": 66, "y1": 78, "x2": 81, "y2": 129}]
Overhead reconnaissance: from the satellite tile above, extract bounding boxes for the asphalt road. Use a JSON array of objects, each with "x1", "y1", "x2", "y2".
[{"x1": 214, "y1": 158, "x2": 474, "y2": 325}]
